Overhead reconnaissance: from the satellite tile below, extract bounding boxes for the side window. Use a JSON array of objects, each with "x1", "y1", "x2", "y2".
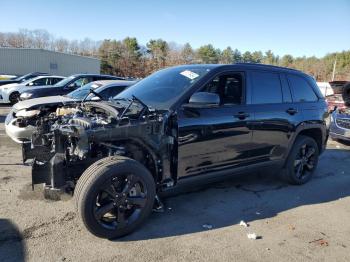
[
  {"x1": 100, "y1": 86, "x2": 127, "y2": 99},
  {"x1": 31, "y1": 78, "x2": 48, "y2": 86},
  {"x1": 251, "y1": 71, "x2": 283, "y2": 104},
  {"x1": 280, "y1": 74, "x2": 292, "y2": 103},
  {"x1": 108, "y1": 86, "x2": 126, "y2": 97},
  {"x1": 94, "y1": 76, "x2": 110, "y2": 81},
  {"x1": 201, "y1": 73, "x2": 243, "y2": 105},
  {"x1": 51, "y1": 78, "x2": 62, "y2": 85},
  {"x1": 287, "y1": 74, "x2": 318, "y2": 102},
  {"x1": 72, "y1": 77, "x2": 92, "y2": 88}
]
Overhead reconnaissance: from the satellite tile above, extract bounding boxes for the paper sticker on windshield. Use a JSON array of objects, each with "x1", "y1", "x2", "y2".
[{"x1": 180, "y1": 70, "x2": 199, "y2": 80}]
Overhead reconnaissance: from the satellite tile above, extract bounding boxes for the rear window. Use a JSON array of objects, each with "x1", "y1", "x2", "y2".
[
  {"x1": 251, "y1": 71, "x2": 283, "y2": 104},
  {"x1": 287, "y1": 74, "x2": 318, "y2": 102}
]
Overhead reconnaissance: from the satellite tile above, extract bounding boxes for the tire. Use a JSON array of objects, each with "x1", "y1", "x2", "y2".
[
  {"x1": 9, "y1": 92, "x2": 20, "y2": 104},
  {"x1": 75, "y1": 156, "x2": 156, "y2": 239},
  {"x1": 283, "y1": 135, "x2": 319, "y2": 185}
]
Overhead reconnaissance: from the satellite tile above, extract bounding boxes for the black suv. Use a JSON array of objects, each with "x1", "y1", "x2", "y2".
[
  {"x1": 24, "y1": 64, "x2": 328, "y2": 239},
  {"x1": 19, "y1": 74, "x2": 124, "y2": 100}
]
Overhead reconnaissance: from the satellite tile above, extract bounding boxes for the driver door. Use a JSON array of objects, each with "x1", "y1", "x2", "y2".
[{"x1": 177, "y1": 72, "x2": 254, "y2": 179}]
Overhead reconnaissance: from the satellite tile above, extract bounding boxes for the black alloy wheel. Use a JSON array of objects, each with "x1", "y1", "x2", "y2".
[
  {"x1": 293, "y1": 144, "x2": 316, "y2": 180},
  {"x1": 94, "y1": 174, "x2": 148, "y2": 231},
  {"x1": 76, "y1": 156, "x2": 156, "y2": 239},
  {"x1": 284, "y1": 135, "x2": 319, "y2": 185}
]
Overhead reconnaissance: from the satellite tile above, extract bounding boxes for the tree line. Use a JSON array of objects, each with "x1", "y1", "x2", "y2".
[{"x1": 1, "y1": 29, "x2": 349, "y2": 81}]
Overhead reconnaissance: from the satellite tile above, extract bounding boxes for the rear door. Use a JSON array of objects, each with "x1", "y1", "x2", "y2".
[
  {"x1": 248, "y1": 70, "x2": 302, "y2": 163},
  {"x1": 286, "y1": 74, "x2": 322, "y2": 122}
]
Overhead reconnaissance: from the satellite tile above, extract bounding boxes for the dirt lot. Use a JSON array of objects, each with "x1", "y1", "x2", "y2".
[{"x1": 1, "y1": 104, "x2": 350, "y2": 262}]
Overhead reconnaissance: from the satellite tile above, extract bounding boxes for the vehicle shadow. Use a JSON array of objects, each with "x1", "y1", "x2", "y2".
[
  {"x1": 0, "y1": 219, "x2": 26, "y2": 262},
  {"x1": 120, "y1": 148, "x2": 350, "y2": 241}
]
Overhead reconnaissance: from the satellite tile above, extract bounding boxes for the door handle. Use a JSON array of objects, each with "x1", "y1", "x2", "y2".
[
  {"x1": 234, "y1": 112, "x2": 250, "y2": 120},
  {"x1": 286, "y1": 108, "x2": 298, "y2": 115}
]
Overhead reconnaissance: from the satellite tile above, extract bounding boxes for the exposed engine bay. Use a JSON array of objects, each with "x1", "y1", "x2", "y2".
[{"x1": 23, "y1": 99, "x2": 177, "y2": 196}]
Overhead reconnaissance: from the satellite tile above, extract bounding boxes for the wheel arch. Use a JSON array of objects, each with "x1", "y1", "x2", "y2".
[
  {"x1": 100, "y1": 138, "x2": 161, "y2": 185},
  {"x1": 285, "y1": 123, "x2": 326, "y2": 166},
  {"x1": 8, "y1": 90, "x2": 20, "y2": 104}
]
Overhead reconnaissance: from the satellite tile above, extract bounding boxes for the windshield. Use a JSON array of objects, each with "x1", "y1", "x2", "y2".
[
  {"x1": 54, "y1": 76, "x2": 74, "y2": 87},
  {"x1": 67, "y1": 82, "x2": 102, "y2": 99},
  {"x1": 15, "y1": 73, "x2": 33, "y2": 82},
  {"x1": 115, "y1": 66, "x2": 212, "y2": 109}
]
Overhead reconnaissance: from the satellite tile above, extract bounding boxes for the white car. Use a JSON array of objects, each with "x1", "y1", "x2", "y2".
[
  {"x1": 0, "y1": 75, "x2": 64, "y2": 104},
  {"x1": 5, "y1": 80, "x2": 135, "y2": 143}
]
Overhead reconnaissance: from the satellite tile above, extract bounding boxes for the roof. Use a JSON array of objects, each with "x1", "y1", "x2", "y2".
[
  {"x1": 0, "y1": 47, "x2": 100, "y2": 61},
  {"x1": 171, "y1": 63, "x2": 304, "y2": 75},
  {"x1": 68, "y1": 73, "x2": 124, "y2": 79},
  {"x1": 233, "y1": 63, "x2": 300, "y2": 72},
  {"x1": 34, "y1": 75, "x2": 64, "y2": 78},
  {"x1": 92, "y1": 80, "x2": 136, "y2": 86}
]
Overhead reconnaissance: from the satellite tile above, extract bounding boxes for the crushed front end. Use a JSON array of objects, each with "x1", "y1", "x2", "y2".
[{"x1": 24, "y1": 100, "x2": 176, "y2": 198}]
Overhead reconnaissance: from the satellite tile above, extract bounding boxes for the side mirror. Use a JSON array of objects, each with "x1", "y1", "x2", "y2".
[
  {"x1": 185, "y1": 92, "x2": 220, "y2": 108},
  {"x1": 27, "y1": 82, "x2": 34, "y2": 86}
]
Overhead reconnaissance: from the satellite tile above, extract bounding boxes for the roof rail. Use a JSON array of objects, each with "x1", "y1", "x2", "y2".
[{"x1": 234, "y1": 62, "x2": 300, "y2": 72}]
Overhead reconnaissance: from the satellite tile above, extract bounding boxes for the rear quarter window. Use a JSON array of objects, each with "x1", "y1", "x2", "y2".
[
  {"x1": 251, "y1": 71, "x2": 283, "y2": 104},
  {"x1": 287, "y1": 74, "x2": 318, "y2": 102}
]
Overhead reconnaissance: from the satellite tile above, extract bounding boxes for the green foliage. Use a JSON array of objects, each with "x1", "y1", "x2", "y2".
[
  {"x1": 97, "y1": 37, "x2": 350, "y2": 80},
  {"x1": 220, "y1": 47, "x2": 234, "y2": 64},
  {"x1": 197, "y1": 44, "x2": 219, "y2": 64},
  {"x1": 181, "y1": 43, "x2": 195, "y2": 64},
  {"x1": 2, "y1": 29, "x2": 349, "y2": 80}
]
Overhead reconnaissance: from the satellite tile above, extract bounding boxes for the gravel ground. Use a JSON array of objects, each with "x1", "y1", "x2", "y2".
[{"x1": 1, "y1": 104, "x2": 350, "y2": 262}]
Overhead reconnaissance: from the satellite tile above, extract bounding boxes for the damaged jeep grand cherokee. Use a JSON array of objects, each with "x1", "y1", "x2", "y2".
[{"x1": 24, "y1": 64, "x2": 328, "y2": 239}]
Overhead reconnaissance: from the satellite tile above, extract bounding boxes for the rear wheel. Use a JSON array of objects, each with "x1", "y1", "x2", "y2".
[
  {"x1": 284, "y1": 135, "x2": 319, "y2": 185},
  {"x1": 75, "y1": 156, "x2": 156, "y2": 239},
  {"x1": 9, "y1": 92, "x2": 20, "y2": 104}
]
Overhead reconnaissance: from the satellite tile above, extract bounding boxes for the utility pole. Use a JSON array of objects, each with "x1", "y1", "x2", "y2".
[{"x1": 331, "y1": 55, "x2": 337, "y2": 81}]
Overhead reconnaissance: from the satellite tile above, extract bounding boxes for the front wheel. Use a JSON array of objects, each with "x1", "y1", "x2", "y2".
[
  {"x1": 75, "y1": 156, "x2": 156, "y2": 239},
  {"x1": 9, "y1": 92, "x2": 20, "y2": 104},
  {"x1": 284, "y1": 135, "x2": 319, "y2": 185}
]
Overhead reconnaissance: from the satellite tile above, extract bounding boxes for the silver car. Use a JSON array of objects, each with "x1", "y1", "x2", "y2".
[
  {"x1": 0, "y1": 75, "x2": 64, "y2": 104},
  {"x1": 5, "y1": 80, "x2": 135, "y2": 143}
]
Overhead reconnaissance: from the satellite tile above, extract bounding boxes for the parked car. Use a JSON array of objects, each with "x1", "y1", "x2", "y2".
[
  {"x1": 19, "y1": 74, "x2": 125, "y2": 100},
  {"x1": 0, "y1": 72, "x2": 49, "y2": 86},
  {"x1": 5, "y1": 80, "x2": 135, "y2": 143},
  {"x1": 21, "y1": 64, "x2": 328, "y2": 239},
  {"x1": 330, "y1": 108, "x2": 350, "y2": 142},
  {"x1": 0, "y1": 75, "x2": 64, "y2": 104},
  {"x1": 329, "y1": 82, "x2": 350, "y2": 142}
]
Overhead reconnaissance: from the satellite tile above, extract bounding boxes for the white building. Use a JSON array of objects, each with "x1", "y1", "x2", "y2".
[{"x1": 0, "y1": 48, "x2": 100, "y2": 76}]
